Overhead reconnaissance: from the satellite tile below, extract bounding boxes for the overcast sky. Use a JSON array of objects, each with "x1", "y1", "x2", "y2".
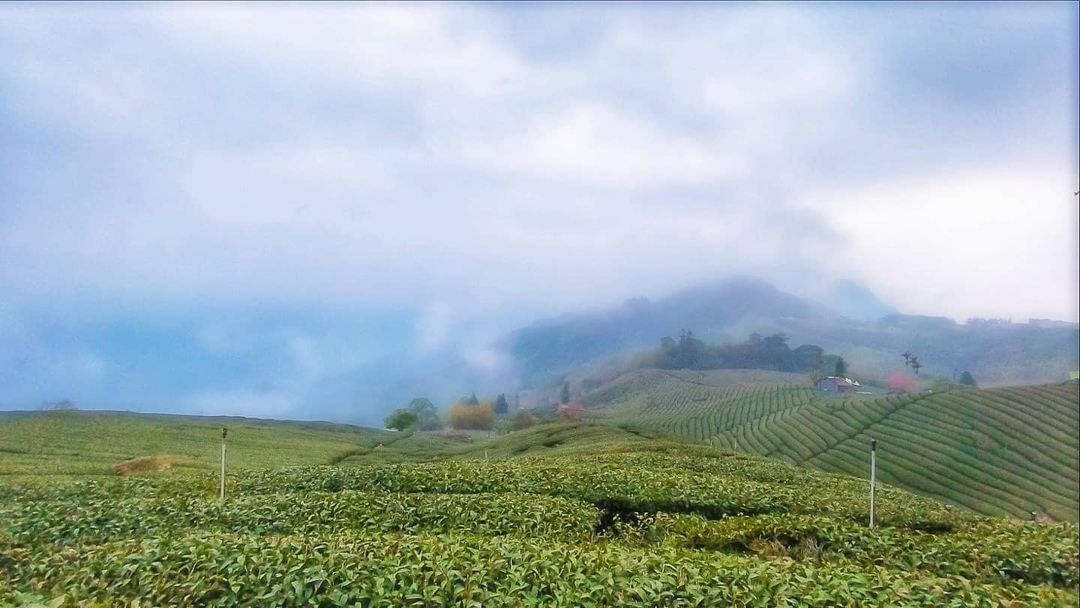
[{"x1": 1, "y1": 2, "x2": 1077, "y2": 418}]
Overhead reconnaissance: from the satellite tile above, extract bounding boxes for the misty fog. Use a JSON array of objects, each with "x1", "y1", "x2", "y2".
[{"x1": 0, "y1": 3, "x2": 1077, "y2": 423}]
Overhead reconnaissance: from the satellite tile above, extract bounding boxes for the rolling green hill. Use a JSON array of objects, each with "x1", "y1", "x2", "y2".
[
  {"x1": 0, "y1": 410, "x2": 392, "y2": 477},
  {"x1": 584, "y1": 370, "x2": 1080, "y2": 522},
  {"x1": 2, "y1": 414, "x2": 1077, "y2": 606}
]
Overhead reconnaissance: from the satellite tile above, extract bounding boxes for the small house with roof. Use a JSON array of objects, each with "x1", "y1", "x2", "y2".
[{"x1": 816, "y1": 376, "x2": 860, "y2": 394}]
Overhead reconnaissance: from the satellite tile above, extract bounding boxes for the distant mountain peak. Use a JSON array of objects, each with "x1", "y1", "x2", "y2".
[{"x1": 822, "y1": 279, "x2": 897, "y2": 322}]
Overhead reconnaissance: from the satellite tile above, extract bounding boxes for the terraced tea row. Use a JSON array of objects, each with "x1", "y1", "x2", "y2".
[
  {"x1": 3, "y1": 449, "x2": 1077, "y2": 607},
  {"x1": 584, "y1": 370, "x2": 817, "y2": 442},
  {"x1": 710, "y1": 385, "x2": 1080, "y2": 521},
  {"x1": 650, "y1": 513, "x2": 1078, "y2": 588},
  {"x1": 586, "y1": 371, "x2": 1080, "y2": 521},
  {"x1": 237, "y1": 454, "x2": 965, "y2": 528},
  {"x1": 4, "y1": 491, "x2": 599, "y2": 546},
  {"x1": 3, "y1": 411, "x2": 1078, "y2": 607}
]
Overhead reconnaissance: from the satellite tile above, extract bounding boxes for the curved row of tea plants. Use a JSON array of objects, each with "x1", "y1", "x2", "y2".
[
  {"x1": 710, "y1": 384, "x2": 1080, "y2": 521},
  {"x1": 3, "y1": 491, "x2": 599, "y2": 547},
  {"x1": 583, "y1": 369, "x2": 817, "y2": 443},
  {"x1": 588, "y1": 371, "x2": 1079, "y2": 521},
  {"x1": 648, "y1": 513, "x2": 1079, "y2": 588},
  {"x1": 3, "y1": 422, "x2": 1077, "y2": 606},
  {"x1": 237, "y1": 453, "x2": 968, "y2": 529}
]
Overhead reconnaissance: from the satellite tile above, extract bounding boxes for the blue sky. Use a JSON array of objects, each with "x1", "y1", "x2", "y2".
[{"x1": 0, "y1": 2, "x2": 1077, "y2": 421}]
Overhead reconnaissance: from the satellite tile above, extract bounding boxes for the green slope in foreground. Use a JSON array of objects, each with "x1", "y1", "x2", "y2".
[
  {"x1": 2, "y1": 417, "x2": 1078, "y2": 606},
  {"x1": 584, "y1": 370, "x2": 1080, "y2": 521},
  {"x1": 0, "y1": 410, "x2": 393, "y2": 477}
]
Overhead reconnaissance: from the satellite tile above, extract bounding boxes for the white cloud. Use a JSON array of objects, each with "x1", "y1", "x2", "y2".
[
  {"x1": 0, "y1": 2, "x2": 1075, "y2": 323},
  {"x1": 456, "y1": 103, "x2": 745, "y2": 186},
  {"x1": 801, "y1": 166, "x2": 1080, "y2": 321}
]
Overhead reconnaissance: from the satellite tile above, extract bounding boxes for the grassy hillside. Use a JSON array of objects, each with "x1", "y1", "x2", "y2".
[
  {"x1": 335, "y1": 422, "x2": 677, "y2": 464},
  {"x1": 2, "y1": 416, "x2": 1077, "y2": 606},
  {"x1": 585, "y1": 370, "x2": 1080, "y2": 521},
  {"x1": 0, "y1": 410, "x2": 391, "y2": 477}
]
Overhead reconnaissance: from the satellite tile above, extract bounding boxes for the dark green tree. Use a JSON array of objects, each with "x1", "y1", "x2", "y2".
[
  {"x1": 384, "y1": 409, "x2": 418, "y2": 431},
  {"x1": 494, "y1": 393, "x2": 509, "y2": 414},
  {"x1": 793, "y1": 344, "x2": 824, "y2": 373},
  {"x1": 834, "y1": 357, "x2": 848, "y2": 377},
  {"x1": 407, "y1": 398, "x2": 441, "y2": 431},
  {"x1": 560, "y1": 381, "x2": 571, "y2": 404},
  {"x1": 959, "y1": 371, "x2": 977, "y2": 388},
  {"x1": 461, "y1": 392, "x2": 480, "y2": 406}
]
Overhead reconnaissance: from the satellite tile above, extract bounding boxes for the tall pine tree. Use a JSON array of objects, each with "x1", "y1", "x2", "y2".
[{"x1": 494, "y1": 393, "x2": 509, "y2": 414}]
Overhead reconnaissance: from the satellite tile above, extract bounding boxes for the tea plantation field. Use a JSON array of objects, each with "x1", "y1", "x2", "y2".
[
  {"x1": 584, "y1": 370, "x2": 1080, "y2": 522},
  {"x1": 0, "y1": 410, "x2": 393, "y2": 478},
  {"x1": 1, "y1": 414, "x2": 1079, "y2": 606}
]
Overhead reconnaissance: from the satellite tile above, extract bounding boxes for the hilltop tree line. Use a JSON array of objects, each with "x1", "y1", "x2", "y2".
[
  {"x1": 637, "y1": 331, "x2": 828, "y2": 373},
  {"x1": 383, "y1": 392, "x2": 531, "y2": 433}
]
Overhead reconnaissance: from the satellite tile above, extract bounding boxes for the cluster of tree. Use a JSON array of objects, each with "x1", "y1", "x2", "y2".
[
  {"x1": 383, "y1": 392, "x2": 516, "y2": 432},
  {"x1": 638, "y1": 331, "x2": 826, "y2": 373},
  {"x1": 384, "y1": 397, "x2": 443, "y2": 431},
  {"x1": 407, "y1": 398, "x2": 442, "y2": 430}
]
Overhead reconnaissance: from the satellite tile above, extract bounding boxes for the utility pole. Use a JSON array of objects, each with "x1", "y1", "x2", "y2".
[
  {"x1": 220, "y1": 427, "x2": 228, "y2": 501},
  {"x1": 869, "y1": 438, "x2": 877, "y2": 528}
]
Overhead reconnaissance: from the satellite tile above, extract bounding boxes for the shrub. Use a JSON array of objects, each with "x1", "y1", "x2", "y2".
[
  {"x1": 384, "y1": 409, "x2": 419, "y2": 431},
  {"x1": 113, "y1": 455, "x2": 186, "y2": 476},
  {"x1": 512, "y1": 411, "x2": 538, "y2": 431}
]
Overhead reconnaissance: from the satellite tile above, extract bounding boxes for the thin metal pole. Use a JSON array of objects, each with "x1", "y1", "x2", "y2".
[
  {"x1": 869, "y1": 438, "x2": 877, "y2": 528},
  {"x1": 220, "y1": 428, "x2": 227, "y2": 501}
]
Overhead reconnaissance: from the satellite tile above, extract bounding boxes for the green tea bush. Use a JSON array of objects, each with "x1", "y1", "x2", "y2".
[{"x1": 2, "y1": 446, "x2": 1076, "y2": 607}]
